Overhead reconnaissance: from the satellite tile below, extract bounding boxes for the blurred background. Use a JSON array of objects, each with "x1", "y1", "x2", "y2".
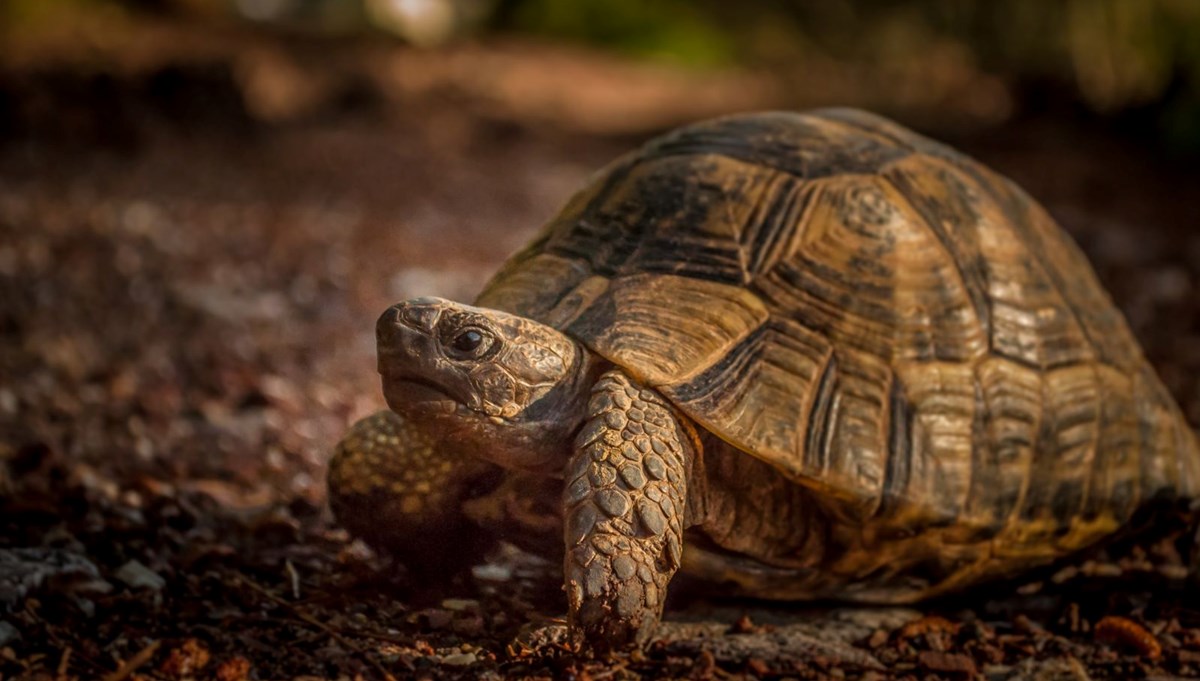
[
  {"x1": 3, "y1": 0, "x2": 1200, "y2": 533},
  {"x1": 2, "y1": 2, "x2": 1200, "y2": 678},
  {"x1": 3, "y1": 0, "x2": 1200, "y2": 531}
]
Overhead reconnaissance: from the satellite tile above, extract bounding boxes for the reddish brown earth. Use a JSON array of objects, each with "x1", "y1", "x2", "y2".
[{"x1": 1, "y1": 27, "x2": 1199, "y2": 681}]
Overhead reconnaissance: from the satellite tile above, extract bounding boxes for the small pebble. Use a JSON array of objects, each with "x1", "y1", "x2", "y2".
[
  {"x1": 441, "y1": 598, "x2": 479, "y2": 612},
  {"x1": 114, "y1": 560, "x2": 166, "y2": 591},
  {"x1": 470, "y1": 564, "x2": 513, "y2": 582},
  {"x1": 440, "y1": 652, "x2": 476, "y2": 666},
  {"x1": 0, "y1": 622, "x2": 19, "y2": 647}
]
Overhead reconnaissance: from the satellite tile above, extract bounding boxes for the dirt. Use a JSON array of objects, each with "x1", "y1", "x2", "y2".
[{"x1": 2, "y1": 26, "x2": 1200, "y2": 681}]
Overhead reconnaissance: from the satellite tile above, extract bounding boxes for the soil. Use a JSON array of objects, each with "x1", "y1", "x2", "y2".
[{"x1": 1, "y1": 25, "x2": 1199, "y2": 681}]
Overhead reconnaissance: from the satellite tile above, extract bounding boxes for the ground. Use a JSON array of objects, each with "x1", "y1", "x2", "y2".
[{"x1": 1, "y1": 25, "x2": 1200, "y2": 681}]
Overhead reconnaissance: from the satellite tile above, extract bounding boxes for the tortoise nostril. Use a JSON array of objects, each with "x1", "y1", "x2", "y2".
[
  {"x1": 378, "y1": 302, "x2": 443, "y2": 337},
  {"x1": 400, "y1": 304, "x2": 440, "y2": 331}
]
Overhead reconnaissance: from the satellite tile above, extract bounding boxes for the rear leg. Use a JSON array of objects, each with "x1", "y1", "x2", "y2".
[{"x1": 328, "y1": 411, "x2": 503, "y2": 577}]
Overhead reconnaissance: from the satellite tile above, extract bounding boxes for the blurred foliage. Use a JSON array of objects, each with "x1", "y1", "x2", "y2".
[
  {"x1": 2, "y1": 0, "x2": 1199, "y2": 150},
  {"x1": 490, "y1": 0, "x2": 736, "y2": 68},
  {"x1": 492, "y1": 0, "x2": 1200, "y2": 151}
]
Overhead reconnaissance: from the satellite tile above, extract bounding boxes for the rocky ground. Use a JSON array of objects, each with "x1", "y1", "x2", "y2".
[{"x1": 2, "y1": 26, "x2": 1200, "y2": 680}]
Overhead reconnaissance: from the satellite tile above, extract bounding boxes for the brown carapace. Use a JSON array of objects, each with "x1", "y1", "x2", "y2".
[{"x1": 329, "y1": 108, "x2": 1200, "y2": 651}]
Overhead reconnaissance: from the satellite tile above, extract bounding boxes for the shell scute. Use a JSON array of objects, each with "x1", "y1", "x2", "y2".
[{"x1": 476, "y1": 108, "x2": 1199, "y2": 529}]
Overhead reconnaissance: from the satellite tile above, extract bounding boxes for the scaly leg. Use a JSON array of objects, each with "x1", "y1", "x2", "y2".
[
  {"x1": 328, "y1": 411, "x2": 503, "y2": 576},
  {"x1": 563, "y1": 370, "x2": 692, "y2": 651}
]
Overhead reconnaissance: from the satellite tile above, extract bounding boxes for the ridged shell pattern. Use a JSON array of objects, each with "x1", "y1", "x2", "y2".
[{"x1": 476, "y1": 109, "x2": 1200, "y2": 585}]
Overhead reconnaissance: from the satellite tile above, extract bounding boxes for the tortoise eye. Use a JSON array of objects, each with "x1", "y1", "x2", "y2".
[{"x1": 450, "y1": 328, "x2": 491, "y2": 356}]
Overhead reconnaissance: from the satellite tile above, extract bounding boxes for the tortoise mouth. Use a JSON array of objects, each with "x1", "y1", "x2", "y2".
[{"x1": 383, "y1": 376, "x2": 463, "y2": 414}]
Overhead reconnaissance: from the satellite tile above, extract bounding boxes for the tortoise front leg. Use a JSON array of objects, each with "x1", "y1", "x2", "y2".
[
  {"x1": 563, "y1": 370, "x2": 692, "y2": 651},
  {"x1": 328, "y1": 411, "x2": 503, "y2": 577}
]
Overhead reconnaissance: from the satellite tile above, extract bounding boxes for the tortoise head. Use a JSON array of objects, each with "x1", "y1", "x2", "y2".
[{"x1": 376, "y1": 297, "x2": 594, "y2": 471}]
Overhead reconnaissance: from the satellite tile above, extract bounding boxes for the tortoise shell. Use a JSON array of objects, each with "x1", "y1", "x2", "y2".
[{"x1": 475, "y1": 108, "x2": 1200, "y2": 547}]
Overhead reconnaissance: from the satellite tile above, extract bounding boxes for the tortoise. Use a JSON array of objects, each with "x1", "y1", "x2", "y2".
[{"x1": 328, "y1": 108, "x2": 1200, "y2": 650}]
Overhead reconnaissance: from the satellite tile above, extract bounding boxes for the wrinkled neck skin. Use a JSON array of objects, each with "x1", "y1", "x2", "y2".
[{"x1": 388, "y1": 342, "x2": 607, "y2": 476}]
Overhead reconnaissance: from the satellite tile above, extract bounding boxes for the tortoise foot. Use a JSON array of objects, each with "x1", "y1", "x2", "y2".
[
  {"x1": 563, "y1": 370, "x2": 689, "y2": 652},
  {"x1": 328, "y1": 411, "x2": 502, "y2": 576}
]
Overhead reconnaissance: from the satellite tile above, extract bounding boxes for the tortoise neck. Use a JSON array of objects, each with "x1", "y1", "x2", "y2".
[
  {"x1": 522, "y1": 342, "x2": 606, "y2": 427},
  {"x1": 446, "y1": 340, "x2": 604, "y2": 475}
]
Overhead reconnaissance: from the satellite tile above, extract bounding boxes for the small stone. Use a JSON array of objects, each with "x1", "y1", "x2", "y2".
[
  {"x1": 214, "y1": 656, "x2": 252, "y2": 681},
  {"x1": 918, "y1": 651, "x2": 976, "y2": 674},
  {"x1": 159, "y1": 638, "x2": 211, "y2": 678},
  {"x1": 1051, "y1": 565, "x2": 1079, "y2": 584},
  {"x1": 730, "y1": 614, "x2": 757, "y2": 634},
  {"x1": 422, "y1": 609, "x2": 454, "y2": 629},
  {"x1": 0, "y1": 622, "x2": 19, "y2": 647},
  {"x1": 1159, "y1": 564, "x2": 1189, "y2": 579},
  {"x1": 0, "y1": 548, "x2": 108, "y2": 607},
  {"x1": 452, "y1": 614, "x2": 485, "y2": 636},
  {"x1": 470, "y1": 564, "x2": 512, "y2": 582},
  {"x1": 441, "y1": 598, "x2": 478, "y2": 612},
  {"x1": 440, "y1": 652, "x2": 477, "y2": 666},
  {"x1": 115, "y1": 560, "x2": 166, "y2": 591},
  {"x1": 1178, "y1": 650, "x2": 1200, "y2": 664}
]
